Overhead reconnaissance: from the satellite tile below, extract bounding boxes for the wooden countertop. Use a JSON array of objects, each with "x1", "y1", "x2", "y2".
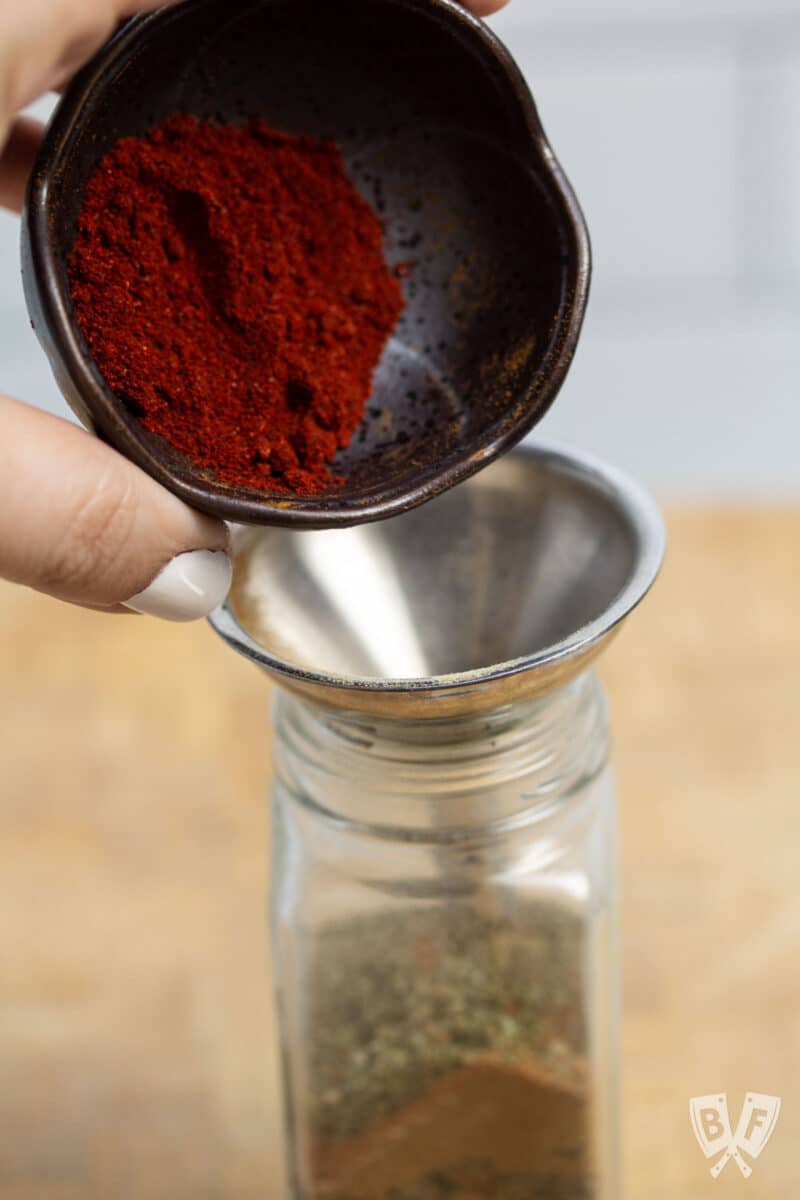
[{"x1": 1, "y1": 508, "x2": 798, "y2": 1198}]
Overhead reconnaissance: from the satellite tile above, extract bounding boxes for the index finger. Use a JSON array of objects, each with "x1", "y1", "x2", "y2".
[{"x1": 460, "y1": 0, "x2": 511, "y2": 13}]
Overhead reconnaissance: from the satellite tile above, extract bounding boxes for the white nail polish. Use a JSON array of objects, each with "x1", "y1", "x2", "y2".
[{"x1": 124, "y1": 550, "x2": 232, "y2": 622}]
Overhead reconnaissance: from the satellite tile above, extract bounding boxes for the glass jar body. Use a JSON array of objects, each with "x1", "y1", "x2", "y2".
[{"x1": 270, "y1": 672, "x2": 619, "y2": 1200}]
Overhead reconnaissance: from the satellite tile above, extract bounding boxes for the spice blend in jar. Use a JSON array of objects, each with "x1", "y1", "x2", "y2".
[
  {"x1": 298, "y1": 904, "x2": 592, "y2": 1200},
  {"x1": 69, "y1": 116, "x2": 405, "y2": 494}
]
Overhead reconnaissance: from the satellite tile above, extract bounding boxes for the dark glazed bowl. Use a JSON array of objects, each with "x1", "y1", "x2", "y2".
[{"x1": 22, "y1": 0, "x2": 591, "y2": 528}]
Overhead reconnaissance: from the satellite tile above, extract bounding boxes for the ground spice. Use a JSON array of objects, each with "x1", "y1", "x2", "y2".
[
  {"x1": 300, "y1": 905, "x2": 592, "y2": 1200},
  {"x1": 69, "y1": 115, "x2": 405, "y2": 493}
]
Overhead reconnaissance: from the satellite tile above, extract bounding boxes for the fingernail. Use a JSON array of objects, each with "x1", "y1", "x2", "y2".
[{"x1": 123, "y1": 550, "x2": 232, "y2": 622}]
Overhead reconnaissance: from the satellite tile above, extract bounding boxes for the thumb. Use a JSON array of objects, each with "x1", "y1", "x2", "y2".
[{"x1": 0, "y1": 394, "x2": 231, "y2": 620}]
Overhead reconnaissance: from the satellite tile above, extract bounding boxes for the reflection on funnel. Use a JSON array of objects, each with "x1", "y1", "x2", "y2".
[{"x1": 295, "y1": 529, "x2": 430, "y2": 680}]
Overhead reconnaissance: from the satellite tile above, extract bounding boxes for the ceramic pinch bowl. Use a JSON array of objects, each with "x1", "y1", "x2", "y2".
[{"x1": 22, "y1": 0, "x2": 590, "y2": 529}]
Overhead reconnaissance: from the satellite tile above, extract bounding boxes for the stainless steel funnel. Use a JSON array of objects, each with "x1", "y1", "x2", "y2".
[{"x1": 209, "y1": 443, "x2": 665, "y2": 718}]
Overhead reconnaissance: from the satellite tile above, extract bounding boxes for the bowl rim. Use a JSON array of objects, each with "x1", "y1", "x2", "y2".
[
  {"x1": 23, "y1": 0, "x2": 591, "y2": 529},
  {"x1": 209, "y1": 441, "x2": 666, "y2": 696}
]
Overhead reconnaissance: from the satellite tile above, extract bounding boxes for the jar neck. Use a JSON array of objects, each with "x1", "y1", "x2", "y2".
[{"x1": 273, "y1": 671, "x2": 608, "y2": 836}]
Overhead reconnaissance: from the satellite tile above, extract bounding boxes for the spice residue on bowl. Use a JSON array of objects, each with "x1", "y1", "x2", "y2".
[{"x1": 68, "y1": 115, "x2": 405, "y2": 494}]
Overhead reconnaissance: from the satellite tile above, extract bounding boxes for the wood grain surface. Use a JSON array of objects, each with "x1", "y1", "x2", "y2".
[{"x1": 0, "y1": 509, "x2": 798, "y2": 1198}]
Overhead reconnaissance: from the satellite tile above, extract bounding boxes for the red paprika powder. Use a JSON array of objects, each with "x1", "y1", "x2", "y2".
[{"x1": 69, "y1": 115, "x2": 405, "y2": 493}]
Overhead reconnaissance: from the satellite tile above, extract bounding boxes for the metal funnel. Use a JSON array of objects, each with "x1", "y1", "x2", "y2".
[{"x1": 210, "y1": 443, "x2": 665, "y2": 718}]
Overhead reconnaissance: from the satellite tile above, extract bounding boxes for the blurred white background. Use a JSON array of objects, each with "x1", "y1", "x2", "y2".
[
  {"x1": 490, "y1": 0, "x2": 800, "y2": 497},
  {"x1": 4, "y1": 0, "x2": 799, "y2": 497}
]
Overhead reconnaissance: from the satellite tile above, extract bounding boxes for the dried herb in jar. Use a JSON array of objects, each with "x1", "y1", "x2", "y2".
[{"x1": 291, "y1": 903, "x2": 593, "y2": 1200}]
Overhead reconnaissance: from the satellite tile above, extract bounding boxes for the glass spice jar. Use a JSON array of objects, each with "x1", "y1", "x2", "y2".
[
  {"x1": 210, "y1": 444, "x2": 664, "y2": 1200},
  {"x1": 271, "y1": 673, "x2": 617, "y2": 1200}
]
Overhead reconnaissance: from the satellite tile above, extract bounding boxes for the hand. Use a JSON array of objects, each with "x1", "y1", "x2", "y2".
[{"x1": 0, "y1": 0, "x2": 509, "y2": 621}]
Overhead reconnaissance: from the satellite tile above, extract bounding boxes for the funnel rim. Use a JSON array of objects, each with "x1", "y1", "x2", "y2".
[{"x1": 209, "y1": 441, "x2": 665, "y2": 701}]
